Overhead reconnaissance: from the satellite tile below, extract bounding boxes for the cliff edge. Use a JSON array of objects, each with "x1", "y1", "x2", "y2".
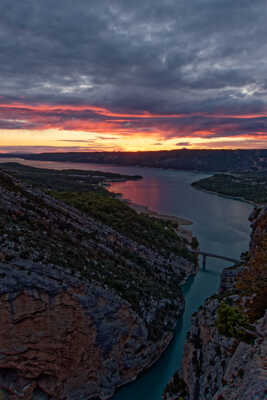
[
  {"x1": 163, "y1": 207, "x2": 267, "y2": 400},
  {"x1": 0, "y1": 170, "x2": 196, "y2": 399}
]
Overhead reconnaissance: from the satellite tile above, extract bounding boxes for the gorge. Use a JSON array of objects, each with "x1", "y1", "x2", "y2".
[
  {"x1": 0, "y1": 159, "x2": 258, "y2": 399},
  {"x1": 163, "y1": 206, "x2": 267, "y2": 400},
  {"x1": 0, "y1": 163, "x2": 197, "y2": 399}
]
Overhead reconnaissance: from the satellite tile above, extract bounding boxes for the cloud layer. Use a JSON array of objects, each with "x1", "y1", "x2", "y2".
[{"x1": 1, "y1": 0, "x2": 267, "y2": 150}]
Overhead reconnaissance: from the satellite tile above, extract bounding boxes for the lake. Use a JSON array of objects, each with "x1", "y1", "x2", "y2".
[{"x1": 0, "y1": 158, "x2": 253, "y2": 399}]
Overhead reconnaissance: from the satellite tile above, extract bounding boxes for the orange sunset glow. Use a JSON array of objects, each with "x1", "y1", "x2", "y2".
[
  {"x1": 1, "y1": 102, "x2": 267, "y2": 152},
  {"x1": 0, "y1": 2, "x2": 267, "y2": 399},
  {"x1": 0, "y1": 0, "x2": 267, "y2": 153}
]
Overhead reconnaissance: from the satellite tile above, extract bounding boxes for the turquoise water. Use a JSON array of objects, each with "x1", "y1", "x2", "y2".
[
  {"x1": 108, "y1": 167, "x2": 252, "y2": 400},
  {"x1": 0, "y1": 158, "x2": 253, "y2": 399}
]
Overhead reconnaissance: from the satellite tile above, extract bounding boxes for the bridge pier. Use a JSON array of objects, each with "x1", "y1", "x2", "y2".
[{"x1": 202, "y1": 255, "x2": 207, "y2": 270}]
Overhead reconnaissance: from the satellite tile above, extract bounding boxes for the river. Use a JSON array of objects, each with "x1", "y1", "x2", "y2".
[{"x1": 0, "y1": 158, "x2": 253, "y2": 399}]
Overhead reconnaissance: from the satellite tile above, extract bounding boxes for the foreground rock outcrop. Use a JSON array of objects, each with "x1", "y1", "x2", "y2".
[
  {"x1": 163, "y1": 207, "x2": 267, "y2": 400},
  {"x1": 0, "y1": 170, "x2": 196, "y2": 399},
  {"x1": 0, "y1": 261, "x2": 176, "y2": 399}
]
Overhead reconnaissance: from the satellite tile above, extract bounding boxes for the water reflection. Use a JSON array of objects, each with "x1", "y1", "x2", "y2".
[
  {"x1": 109, "y1": 169, "x2": 251, "y2": 260},
  {"x1": 109, "y1": 170, "x2": 252, "y2": 399},
  {"x1": 0, "y1": 158, "x2": 253, "y2": 400}
]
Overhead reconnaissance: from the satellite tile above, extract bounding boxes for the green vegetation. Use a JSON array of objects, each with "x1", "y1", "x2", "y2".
[
  {"x1": 192, "y1": 173, "x2": 267, "y2": 204},
  {"x1": 0, "y1": 165, "x2": 195, "y2": 341},
  {"x1": 237, "y1": 368, "x2": 244, "y2": 379},
  {"x1": 163, "y1": 375, "x2": 188, "y2": 399},
  {"x1": 0, "y1": 162, "x2": 141, "y2": 192},
  {"x1": 215, "y1": 302, "x2": 255, "y2": 343},
  {"x1": 191, "y1": 236, "x2": 199, "y2": 250},
  {"x1": 0, "y1": 389, "x2": 6, "y2": 400},
  {"x1": 51, "y1": 190, "x2": 194, "y2": 261},
  {"x1": 0, "y1": 174, "x2": 176, "y2": 336}
]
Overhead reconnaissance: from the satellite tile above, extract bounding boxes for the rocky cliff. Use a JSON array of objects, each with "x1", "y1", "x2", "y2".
[
  {"x1": 163, "y1": 207, "x2": 267, "y2": 400},
  {"x1": 0, "y1": 170, "x2": 196, "y2": 399}
]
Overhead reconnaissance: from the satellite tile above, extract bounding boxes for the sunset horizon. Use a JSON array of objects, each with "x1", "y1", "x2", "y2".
[
  {"x1": 0, "y1": 1, "x2": 266, "y2": 398},
  {"x1": 1, "y1": 100, "x2": 267, "y2": 153},
  {"x1": 1, "y1": 1, "x2": 267, "y2": 153}
]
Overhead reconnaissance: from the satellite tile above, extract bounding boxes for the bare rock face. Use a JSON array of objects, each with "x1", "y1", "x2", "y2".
[
  {"x1": 213, "y1": 311, "x2": 267, "y2": 400},
  {"x1": 164, "y1": 298, "x2": 267, "y2": 400},
  {"x1": 0, "y1": 170, "x2": 196, "y2": 399},
  {"x1": 0, "y1": 260, "x2": 182, "y2": 400},
  {"x1": 163, "y1": 207, "x2": 267, "y2": 400}
]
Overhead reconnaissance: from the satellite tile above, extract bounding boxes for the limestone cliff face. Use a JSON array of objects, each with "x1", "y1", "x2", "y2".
[
  {"x1": 0, "y1": 261, "x2": 181, "y2": 399},
  {"x1": 163, "y1": 207, "x2": 267, "y2": 400},
  {"x1": 0, "y1": 170, "x2": 196, "y2": 399}
]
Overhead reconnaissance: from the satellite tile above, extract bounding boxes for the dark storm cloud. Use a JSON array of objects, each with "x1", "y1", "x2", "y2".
[
  {"x1": 0, "y1": 120, "x2": 35, "y2": 130},
  {"x1": 0, "y1": 0, "x2": 267, "y2": 139}
]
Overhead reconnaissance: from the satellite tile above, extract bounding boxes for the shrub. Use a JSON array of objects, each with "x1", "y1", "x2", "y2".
[{"x1": 215, "y1": 302, "x2": 254, "y2": 343}]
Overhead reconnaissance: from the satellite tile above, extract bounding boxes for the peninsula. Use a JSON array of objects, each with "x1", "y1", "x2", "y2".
[{"x1": 192, "y1": 172, "x2": 267, "y2": 205}]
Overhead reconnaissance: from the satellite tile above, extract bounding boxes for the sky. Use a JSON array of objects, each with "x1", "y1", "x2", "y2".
[{"x1": 1, "y1": 0, "x2": 267, "y2": 153}]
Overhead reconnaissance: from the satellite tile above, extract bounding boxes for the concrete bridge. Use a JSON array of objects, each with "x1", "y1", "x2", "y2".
[{"x1": 191, "y1": 250, "x2": 240, "y2": 269}]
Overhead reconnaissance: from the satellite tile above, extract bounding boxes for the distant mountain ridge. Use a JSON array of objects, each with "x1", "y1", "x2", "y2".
[{"x1": 1, "y1": 149, "x2": 267, "y2": 172}]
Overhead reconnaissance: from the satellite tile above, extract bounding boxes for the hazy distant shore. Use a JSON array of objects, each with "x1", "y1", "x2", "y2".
[{"x1": 1, "y1": 149, "x2": 267, "y2": 174}]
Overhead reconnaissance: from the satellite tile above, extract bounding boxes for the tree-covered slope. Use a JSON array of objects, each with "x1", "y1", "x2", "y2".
[{"x1": 0, "y1": 167, "x2": 196, "y2": 399}]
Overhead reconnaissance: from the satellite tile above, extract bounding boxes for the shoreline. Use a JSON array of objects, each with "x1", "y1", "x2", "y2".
[
  {"x1": 111, "y1": 193, "x2": 194, "y2": 242},
  {"x1": 126, "y1": 200, "x2": 193, "y2": 226},
  {"x1": 111, "y1": 190, "x2": 193, "y2": 226},
  {"x1": 191, "y1": 183, "x2": 263, "y2": 207}
]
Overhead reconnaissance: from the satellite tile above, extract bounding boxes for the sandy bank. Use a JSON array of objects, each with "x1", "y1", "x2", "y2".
[
  {"x1": 123, "y1": 200, "x2": 193, "y2": 242},
  {"x1": 127, "y1": 201, "x2": 192, "y2": 225}
]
